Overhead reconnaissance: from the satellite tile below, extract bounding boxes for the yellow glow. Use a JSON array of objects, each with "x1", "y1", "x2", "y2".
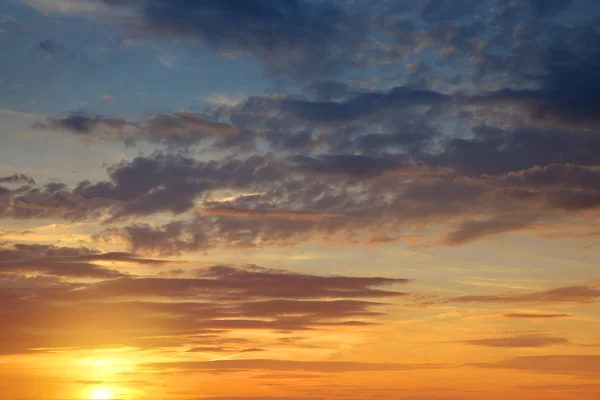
[{"x1": 88, "y1": 386, "x2": 113, "y2": 400}]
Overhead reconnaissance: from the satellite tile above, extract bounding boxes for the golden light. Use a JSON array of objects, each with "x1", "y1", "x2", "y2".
[{"x1": 88, "y1": 386, "x2": 114, "y2": 400}]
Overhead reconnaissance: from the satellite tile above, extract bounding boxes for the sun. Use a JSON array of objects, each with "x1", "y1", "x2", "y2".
[{"x1": 89, "y1": 386, "x2": 114, "y2": 400}]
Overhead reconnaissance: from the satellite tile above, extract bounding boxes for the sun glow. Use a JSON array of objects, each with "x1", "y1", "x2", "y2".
[{"x1": 88, "y1": 386, "x2": 114, "y2": 400}]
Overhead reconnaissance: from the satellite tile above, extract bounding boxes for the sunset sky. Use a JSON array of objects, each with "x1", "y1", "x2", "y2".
[{"x1": 1, "y1": 1, "x2": 600, "y2": 399}]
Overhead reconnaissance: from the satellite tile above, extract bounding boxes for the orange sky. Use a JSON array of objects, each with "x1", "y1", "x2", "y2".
[{"x1": 0, "y1": 232, "x2": 598, "y2": 400}]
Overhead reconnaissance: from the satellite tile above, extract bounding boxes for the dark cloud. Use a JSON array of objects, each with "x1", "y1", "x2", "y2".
[
  {"x1": 38, "y1": 39, "x2": 65, "y2": 58},
  {"x1": 471, "y1": 88, "x2": 600, "y2": 132},
  {"x1": 199, "y1": 208, "x2": 335, "y2": 221},
  {"x1": 463, "y1": 7, "x2": 600, "y2": 132},
  {"x1": 36, "y1": 111, "x2": 240, "y2": 146},
  {"x1": 38, "y1": 113, "x2": 135, "y2": 136},
  {"x1": 74, "y1": 153, "x2": 283, "y2": 218},
  {"x1": 422, "y1": 127, "x2": 600, "y2": 175},
  {"x1": 91, "y1": 161, "x2": 600, "y2": 252},
  {"x1": 421, "y1": 0, "x2": 481, "y2": 23},
  {"x1": 5, "y1": 155, "x2": 600, "y2": 250},
  {"x1": 227, "y1": 87, "x2": 448, "y2": 155},
  {"x1": 0, "y1": 182, "x2": 114, "y2": 220},
  {"x1": 305, "y1": 80, "x2": 356, "y2": 102},
  {"x1": 286, "y1": 154, "x2": 418, "y2": 178},
  {"x1": 102, "y1": 221, "x2": 206, "y2": 255},
  {"x1": 462, "y1": 334, "x2": 569, "y2": 348},
  {"x1": 526, "y1": 0, "x2": 573, "y2": 17},
  {"x1": 39, "y1": 79, "x2": 600, "y2": 178},
  {"x1": 0, "y1": 243, "x2": 168, "y2": 278},
  {"x1": 278, "y1": 87, "x2": 449, "y2": 125},
  {"x1": 100, "y1": 0, "x2": 366, "y2": 78},
  {"x1": 0, "y1": 173, "x2": 35, "y2": 185}
]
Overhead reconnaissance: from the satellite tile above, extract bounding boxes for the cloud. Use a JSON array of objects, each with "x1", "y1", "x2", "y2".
[
  {"x1": 36, "y1": 114, "x2": 138, "y2": 137},
  {"x1": 21, "y1": 0, "x2": 111, "y2": 15},
  {"x1": 0, "y1": 263, "x2": 408, "y2": 353},
  {"x1": 84, "y1": 160, "x2": 600, "y2": 251},
  {"x1": 74, "y1": 153, "x2": 283, "y2": 219},
  {"x1": 450, "y1": 285, "x2": 600, "y2": 304},
  {"x1": 0, "y1": 181, "x2": 114, "y2": 220},
  {"x1": 0, "y1": 173, "x2": 35, "y2": 185},
  {"x1": 38, "y1": 39, "x2": 65, "y2": 60},
  {"x1": 0, "y1": 243, "x2": 169, "y2": 278},
  {"x1": 61, "y1": 265, "x2": 409, "y2": 301},
  {"x1": 443, "y1": 215, "x2": 538, "y2": 246},
  {"x1": 526, "y1": 0, "x2": 573, "y2": 17},
  {"x1": 286, "y1": 154, "x2": 423, "y2": 178},
  {"x1": 22, "y1": 0, "x2": 367, "y2": 78},
  {"x1": 473, "y1": 355, "x2": 600, "y2": 377},
  {"x1": 37, "y1": 110, "x2": 241, "y2": 146},
  {"x1": 202, "y1": 93, "x2": 246, "y2": 107},
  {"x1": 503, "y1": 313, "x2": 572, "y2": 319},
  {"x1": 41, "y1": 85, "x2": 449, "y2": 154},
  {"x1": 421, "y1": 0, "x2": 481, "y2": 23},
  {"x1": 422, "y1": 127, "x2": 600, "y2": 175},
  {"x1": 184, "y1": 346, "x2": 263, "y2": 354},
  {"x1": 4, "y1": 1, "x2": 600, "y2": 396},
  {"x1": 277, "y1": 87, "x2": 449, "y2": 125},
  {"x1": 143, "y1": 359, "x2": 438, "y2": 373},
  {"x1": 37, "y1": 76, "x2": 600, "y2": 176},
  {"x1": 199, "y1": 208, "x2": 336, "y2": 221},
  {"x1": 461, "y1": 334, "x2": 569, "y2": 348},
  {"x1": 5, "y1": 153, "x2": 600, "y2": 251}
]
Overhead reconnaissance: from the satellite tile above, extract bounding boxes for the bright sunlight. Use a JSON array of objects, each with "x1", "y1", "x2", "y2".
[{"x1": 88, "y1": 386, "x2": 114, "y2": 400}]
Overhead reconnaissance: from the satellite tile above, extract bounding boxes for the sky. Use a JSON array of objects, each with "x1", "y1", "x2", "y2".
[{"x1": 1, "y1": 0, "x2": 600, "y2": 399}]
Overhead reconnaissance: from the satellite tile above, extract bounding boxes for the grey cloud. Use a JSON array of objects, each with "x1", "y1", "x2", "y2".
[
  {"x1": 6, "y1": 156, "x2": 600, "y2": 252},
  {"x1": 286, "y1": 154, "x2": 417, "y2": 178},
  {"x1": 0, "y1": 182, "x2": 114, "y2": 220},
  {"x1": 37, "y1": 111, "x2": 241, "y2": 146},
  {"x1": 38, "y1": 39, "x2": 65, "y2": 57},
  {"x1": 0, "y1": 173, "x2": 35, "y2": 185},
  {"x1": 526, "y1": 0, "x2": 573, "y2": 17},
  {"x1": 99, "y1": 0, "x2": 367, "y2": 78},
  {"x1": 422, "y1": 128, "x2": 600, "y2": 175},
  {"x1": 75, "y1": 153, "x2": 284, "y2": 218},
  {"x1": 39, "y1": 113, "x2": 136, "y2": 136},
  {"x1": 0, "y1": 243, "x2": 168, "y2": 278},
  {"x1": 421, "y1": 0, "x2": 481, "y2": 23},
  {"x1": 278, "y1": 86, "x2": 449, "y2": 125},
  {"x1": 305, "y1": 80, "x2": 356, "y2": 102},
  {"x1": 96, "y1": 162, "x2": 600, "y2": 252}
]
